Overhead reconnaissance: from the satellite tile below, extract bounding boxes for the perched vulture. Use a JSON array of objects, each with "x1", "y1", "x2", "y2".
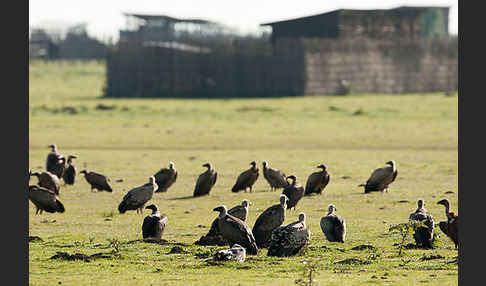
[
  {"x1": 80, "y1": 170, "x2": 113, "y2": 192},
  {"x1": 268, "y1": 213, "x2": 311, "y2": 257},
  {"x1": 213, "y1": 205, "x2": 258, "y2": 255},
  {"x1": 437, "y1": 199, "x2": 458, "y2": 249},
  {"x1": 252, "y1": 194, "x2": 288, "y2": 248},
  {"x1": 262, "y1": 161, "x2": 289, "y2": 191},
  {"x1": 409, "y1": 199, "x2": 435, "y2": 248},
  {"x1": 118, "y1": 176, "x2": 158, "y2": 214},
  {"x1": 320, "y1": 204, "x2": 346, "y2": 243},
  {"x1": 213, "y1": 244, "x2": 246, "y2": 262},
  {"x1": 28, "y1": 185, "x2": 65, "y2": 214},
  {"x1": 30, "y1": 170, "x2": 60, "y2": 195},
  {"x1": 282, "y1": 175, "x2": 305, "y2": 210},
  {"x1": 231, "y1": 161, "x2": 259, "y2": 193},
  {"x1": 62, "y1": 155, "x2": 77, "y2": 185},
  {"x1": 359, "y1": 160, "x2": 398, "y2": 193},
  {"x1": 142, "y1": 204, "x2": 168, "y2": 241},
  {"x1": 304, "y1": 164, "x2": 331, "y2": 196},
  {"x1": 46, "y1": 144, "x2": 63, "y2": 176},
  {"x1": 153, "y1": 161, "x2": 178, "y2": 193},
  {"x1": 193, "y1": 163, "x2": 218, "y2": 197}
]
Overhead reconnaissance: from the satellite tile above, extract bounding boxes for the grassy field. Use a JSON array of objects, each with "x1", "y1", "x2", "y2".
[{"x1": 29, "y1": 60, "x2": 458, "y2": 285}]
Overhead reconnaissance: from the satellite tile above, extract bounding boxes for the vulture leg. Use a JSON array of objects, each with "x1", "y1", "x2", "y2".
[
  {"x1": 249, "y1": 186, "x2": 253, "y2": 193},
  {"x1": 35, "y1": 208, "x2": 39, "y2": 215},
  {"x1": 40, "y1": 210, "x2": 43, "y2": 214}
]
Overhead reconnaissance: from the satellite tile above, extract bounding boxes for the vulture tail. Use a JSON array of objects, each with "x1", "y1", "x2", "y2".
[{"x1": 231, "y1": 184, "x2": 242, "y2": 193}]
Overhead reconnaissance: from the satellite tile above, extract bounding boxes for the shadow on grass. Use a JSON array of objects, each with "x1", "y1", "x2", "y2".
[{"x1": 167, "y1": 195, "x2": 198, "y2": 201}]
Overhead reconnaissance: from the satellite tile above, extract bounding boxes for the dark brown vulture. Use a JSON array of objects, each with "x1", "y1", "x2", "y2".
[
  {"x1": 268, "y1": 213, "x2": 311, "y2": 257},
  {"x1": 193, "y1": 163, "x2": 218, "y2": 197},
  {"x1": 46, "y1": 144, "x2": 63, "y2": 176},
  {"x1": 262, "y1": 161, "x2": 289, "y2": 191},
  {"x1": 30, "y1": 170, "x2": 60, "y2": 195},
  {"x1": 437, "y1": 199, "x2": 458, "y2": 249},
  {"x1": 62, "y1": 155, "x2": 77, "y2": 185},
  {"x1": 28, "y1": 185, "x2": 65, "y2": 214},
  {"x1": 142, "y1": 204, "x2": 168, "y2": 241},
  {"x1": 304, "y1": 164, "x2": 330, "y2": 196},
  {"x1": 320, "y1": 204, "x2": 346, "y2": 243},
  {"x1": 409, "y1": 199, "x2": 435, "y2": 248},
  {"x1": 359, "y1": 160, "x2": 398, "y2": 193},
  {"x1": 118, "y1": 176, "x2": 158, "y2": 214},
  {"x1": 282, "y1": 175, "x2": 305, "y2": 210},
  {"x1": 153, "y1": 161, "x2": 178, "y2": 193},
  {"x1": 80, "y1": 170, "x2": 113, "y2": 192},
  {"x1": 213, "y1": 205, "x2": 258, "y2": 255},
  {"x1": 231, "y1": 161, "x2": 259, "y2": 193},
  {"x1": 252, "y1": 194, "x2": 288, "y2": 248}
]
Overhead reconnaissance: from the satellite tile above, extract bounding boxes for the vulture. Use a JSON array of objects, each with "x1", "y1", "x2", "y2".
[
  {"x1": 304, "y1": 164, "x2": 331, "y2": 196},
  {"x1": 231, "y1": 161, "x2": 259, "y2": 193},
  {"x1": 62, "y1": 155, "x2": 77, "y2": 185},
  {"x1": 213, "y1": 244, "x2": 246, "y2": 262},
  {"x1": 153, "y1": 161, "x2": 178, "y2": 193},
  {"x1": 252, "y1": 194, "x2": 288, "y2": 248},
  {"x1": 437, "y1": 199, "x2": 458, "y2": 249},
  {"x1": 359, "y1": 160, "x2": 398, "y2": 193},
  {"x1": 213, "y1": 205, "x2": 258, "y2": 255},
  {"x1": 320, "y1": 204, "x2": 346, "y2": 243},
  {"x1": 262, "y1": 161, "x2": 289, "y2": 191},
  {"x1": 46, "y1": 144, "x2": 63, "y2": 176},
  {"x1": 268, "y1": 213, "x2": 311, "y2": 257},
  {"x1": 28, "y1": 185, "x2": 65, "y2": 214},
  {"x1": 193, "y1": 163, "x2": 218, "y2": 197},
  {"x1": 282, "y1": 175, "x2": 305, "y2": 210},
  {"x1": 409, "y1": 199, "x2": 435, "y2": 248},
  {"x1": 80, "y1": 170, "x2": 113, "y2": 192},
  {"x1": 30, "y1": 170, "x2": 60, "y2": 195},
  {"x1": 118, "y1": 176, "x2": 158, "y2": 214},
  {"x1": 142, "y1": 204, "x2": 168, "y2": 241}
]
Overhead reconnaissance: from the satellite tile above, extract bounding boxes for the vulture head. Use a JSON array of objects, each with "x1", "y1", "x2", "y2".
[
  {"x1": 279, "y1": 194, "x2": 289, "y2": 207},
  {"x1": 67, "y1": 155, "x2": 77, "y2": 162},
  {"x1": 327, "y1": 204, "x2": 337, "y2": 215},
  {"x1": 80, "y1": 170, "x2": 88, "y2": 175},
  {"x1": 317, "y1": 164, "x2": 327, "y2": 171},
  {"x1": 145, "y1": 204, "x2": 159, "y2": 213},
  {"x1": 437, "y1": 199, "x2": 450, "y2": 208},
  {"x1": 417, "y1": 199, "x2": 425, "y2": 209},
  {"x1": 286, "y1": 175, "x2": 297, "y2": 185},
  {"x1": 242, "y1": 199, "x2": 251, "y2": 208},
  {"x1": 30, "y1": 171, "x2": 41, "y2": 178},
  {"x1": 48, "y1": 144, "x2": 57, "y2": 152},
  {"x1": 213, "y1": 205, "x2": 228, "y2": 218},
  {"x1": 202, "y1": 163, "x2": 212, "y2": 170},
  {"x1": 298, "y1": 213, "x2": 306, "y2": 223},
  {"x1": 169, "y1": 161, "x2": 175, "y2": 169},
  {"x1": 250, "y1": 161, "x2": 257, "y2": 168},
  {"x1": 262, "y1": 161, "x2": 268, "y2": 168}
]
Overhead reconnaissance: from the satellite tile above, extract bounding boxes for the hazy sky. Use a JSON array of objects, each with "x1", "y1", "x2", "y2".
[{"x1": 29, "y1": 0, "x2": 458, "y2": 41}]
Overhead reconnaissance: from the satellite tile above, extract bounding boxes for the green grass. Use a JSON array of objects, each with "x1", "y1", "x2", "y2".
[{"x1": 29, "y1": 60, "x2": 458, "y2": 285}]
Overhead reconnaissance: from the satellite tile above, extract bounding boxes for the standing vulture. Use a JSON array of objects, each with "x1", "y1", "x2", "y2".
[
  {"x1": 62, "y1": 155, "x2": 77, "y2": 185},
  {"x1": 193, "y1": 163, "x2": 218, "y2": 197},
  {"x1": 282, "y1": 175, "x2": 305, "y2": 210},
  {"x1": 252, "y1": 194, "x2": 288, "y2": 248},
  {"x1": 213, "y1": 205, "x2": 258, "y2": 255},
  {"x1": 142, "y1": 204, "x2": 168, "y2": 241},
  {"x1": 262, "y1": 161, "x2": 289, "y2": 191},
  {"x1": 359, "y1": 160, "x2": 398, "y2": 193},
  {"x1": 231, "y1": 161, "x2": 259, "y2": 193},
  {"x1": 28, "y1": 185, "x2": 65, "y2": 214},
  {"x1": 320, "y1": 204, "x2": 346, "y2": 243},
  {"x1": 153, "y1": 161, "x2": 178, "y2": 193},
  {"x1": 46, "y1": 144, "x2": 63, "y2": 176},
  {"x1": 30, "y1": 170, "x2": 60, "y2": 195},
  {"x1": 305, "y1": 164, "x2": 330, "y2": 196},
  {"x1": 437, "y1": 199, "x2": 458, "y2": 249},
  {"x1": 268, "y1": 213, "x2": 311, "y2": 257},
  {"x1": 409, "y1": 199, "x2": 435, "y2": 248},
  {"x1": 80, "y1": 170, "x2": 113, "y2": 192},
  {"x1": 118, "y1": 176, "x2": 158, "y2": 214}
]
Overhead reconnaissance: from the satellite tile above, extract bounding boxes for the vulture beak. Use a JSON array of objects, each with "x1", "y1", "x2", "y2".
[{"x1": 212, "y1": 207, "x2": 221, "y2": 212}]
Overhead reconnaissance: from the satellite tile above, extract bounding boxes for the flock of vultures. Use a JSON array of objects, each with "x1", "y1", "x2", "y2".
[{"x1": 29, "y1": 144, "x2": 458, "y2": 261}]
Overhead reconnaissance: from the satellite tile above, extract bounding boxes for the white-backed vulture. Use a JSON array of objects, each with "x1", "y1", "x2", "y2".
[
  {"x1": 437, "y1": 199, "x2": 458, "y2": 249},
  {"x1": 409, "y1": 199, "x2": 435, "y2": 248},
  {"x1": 80, "y1": 170, "x2": 113, "y2": 192},
  {"x1": 154, "y1": 161, "x2": 178, "y2": 193},
  {"x1": 194, "y1": 163, "x2": 218, "y2": 197},
  {"x1": 252, "y1": 195, "x2": 288, "y2": 248},
  {"x1": 231, "y1": 161, "x2": 259, "y2": 193},
  {"x1": 262, "y1": 161, "x2": 289, "y2": 191},
  {"x1": 118, "y1": 176, "x2": 158, "y2": 214},
  {"x1": 359, "y1": 160, "x2": 398, "y2": 193},
  {"x1": 268, "y1": 213, "x2": 311, "y2": 257},
  {"x1": 28, "y1": 185, "x2": 65, "y2": 214},
  {"x1": 213, "y1": 205, "x2": 258, "y2": 255},
  {"x1": 46, "y1": 144, "x2": 63, "y2": 176},
  {"x1": 30, "y1": 170, "x2": 60, "y2": 195},
  {"x1": 304, "y1": 164, "x2": 330, "y2": 196},
  {"x1": 142, "y1": 204, "x2": 168, "y2": 241},
  {"x1": 282, "y1": 175, "x2": 305, "y2": 210},
  {"x1": 213, "y1": 244, "x2": 246, "y2": 262},
  {"x1": 62, "y1": 155, "x2": 77, "y2": 185},
  {"x1": 320, "y1": 204, "x2": 346, "y2": 243}
]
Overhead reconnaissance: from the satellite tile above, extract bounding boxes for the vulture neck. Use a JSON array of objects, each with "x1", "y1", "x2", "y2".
[
  {"x1": 218, "y1": 209, "x2": 227, "y2": 219},
  {"x1": 443, "y1": 202, "x2": 452, "y2": 220}
]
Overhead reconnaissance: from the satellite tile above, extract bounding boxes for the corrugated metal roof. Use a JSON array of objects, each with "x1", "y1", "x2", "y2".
[{"x1": 123, "y1": 12, "x2": 216, "y2": 25}]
